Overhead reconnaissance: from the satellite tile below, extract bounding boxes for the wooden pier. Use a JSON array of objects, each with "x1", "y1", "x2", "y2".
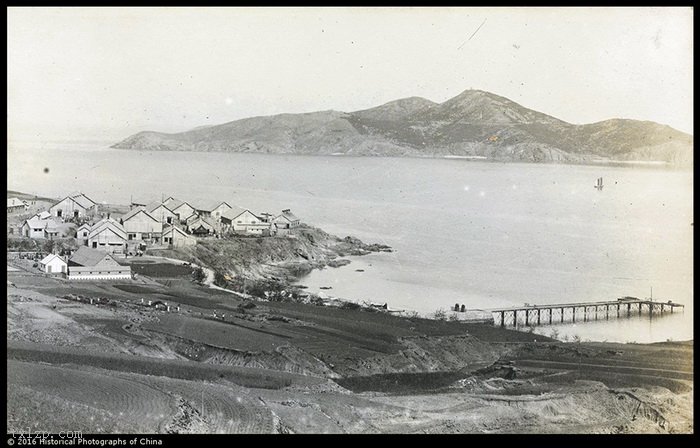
[{"x1": 481, "y1": 298, "x2": 684, "y2": 328}]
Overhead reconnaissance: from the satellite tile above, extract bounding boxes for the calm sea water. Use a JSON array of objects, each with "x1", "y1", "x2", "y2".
[{"x1": 8, "y1": 142, "x2": 694, "y2": 342}]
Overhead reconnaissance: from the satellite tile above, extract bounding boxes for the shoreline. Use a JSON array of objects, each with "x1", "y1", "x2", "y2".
[{"x1": 8, "y1": 140, "x2": 691, "y2": 171}]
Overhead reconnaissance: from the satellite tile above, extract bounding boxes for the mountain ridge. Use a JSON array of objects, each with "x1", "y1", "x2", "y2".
[{"x1": 112, "y1": 89, "x2": 693, "y2": 165}]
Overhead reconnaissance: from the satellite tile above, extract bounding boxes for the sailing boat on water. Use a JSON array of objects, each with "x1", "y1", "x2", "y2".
[{"x1": 594, "y1": 177, "x2": 604, "y2": 191}]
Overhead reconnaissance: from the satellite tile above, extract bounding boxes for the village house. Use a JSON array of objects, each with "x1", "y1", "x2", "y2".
[
  {"x1": 67, "y1": 246, "x2": 132, "y2": 280},
  {"x1": 120, "y1": 207, "x2": 163, "y2": 244},
  {"x1": 163, "y1": 197, "x2": 196, "y2": 223},
  {"x1": 20, "y1": 216, "x2": 61, "y2": 239},
  {"x1": 221, "y1": 207, "x2": 271, "y2": 235},
  {"x1": 273, "y1": 209, "x2": 301, "y2": 234},
  {"x1": 76, "y1": 223, "x2": 91, "y2": 242},
  {"x1": 193, "y1": 200, "x2": 232, "y2": 222},
  {"x1": 49, "y1": 192, "x2": 98, "y2": 220},
  {"x1": 7, "y1": 197, "x2": 29, "y2": 214},
  {"x1": 87, "y1": 218, "x2": 128, "y2": 254},
  {"x1": 186, "y1": 216, "x2": 215, "y2": 236},
  {"x1": 146, "y1": 202, "x2": 178, "y2": 226},
  {"x1": 39, "y1": 253, "x2": 68, "y2": 275},
  {"x1": 44, "y1": 222, "x2": 60, "y2": 240},
  {"x1": 162, "y1": 224, "x2": 197, "y2": 248}
]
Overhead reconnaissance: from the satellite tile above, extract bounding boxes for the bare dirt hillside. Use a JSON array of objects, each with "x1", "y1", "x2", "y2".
[{"x1": 112, "y1": 89, "x2": 693, "y2": 166}]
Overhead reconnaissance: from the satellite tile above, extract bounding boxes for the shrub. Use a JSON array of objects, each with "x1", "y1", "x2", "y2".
[
  {"x1": 340, "y1": 301, "x2": 362, "y2": 311},
  {"x1": 432, "y1": 309, "x2": 447, "y2": 321},
  {"x1": 238, "y1": 300, "x2": 256, "y2": 310}
]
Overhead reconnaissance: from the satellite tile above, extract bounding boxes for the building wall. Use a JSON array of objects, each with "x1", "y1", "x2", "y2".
[
  {"x1": 77, "y1": 227, "x2": 90, "y2": 240},
  {"x1": 150, "y1": 206, "x2": 178, "y2": 225},
  {"x1": 42, "y1": 258, "x2": 67, "y2": 274},
  {"x1": 173, "y1": 203, "x2": 196, "y2": 221},
  {"x1": 211, "y1": 203, "x2": 231, "y2": 221},
  {"x1": 88, "y1": 228, "x2": 127, "y2": 254},
  {"x1": 124, "y1": 213, "x2": 163, "y2": 240},
  {"x1": 165, "y1": 229, "x2": 197, "y2": 247},
  {"x1": 22, "y1": 223, "x2": 45, "y2": 239},
  {"x1": 50, "y1": 198, "x2": 87, "y2": 219},
  {"x1": 68, "y1": 266, "x2": 131, "y2": 280},
  {"x1": 7, "y1": 204, "x2": 27, "y2": 214}
]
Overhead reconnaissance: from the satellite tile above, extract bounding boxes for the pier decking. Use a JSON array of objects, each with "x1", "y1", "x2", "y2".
[{"x1": 475, "y1": 298, "x2": 684, "y2": 328}]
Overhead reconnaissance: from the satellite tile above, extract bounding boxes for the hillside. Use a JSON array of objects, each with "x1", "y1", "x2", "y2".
[{"x1": 112, "y1": 89, "x2": 693, "y2": 166}]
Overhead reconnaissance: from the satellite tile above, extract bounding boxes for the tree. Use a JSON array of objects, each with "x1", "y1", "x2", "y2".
[
  {"x1": 213, "y1": 271, "x2": 227, "y2": 287},
  {"x1": 192, "y1": 267, "x2": 206, "y2": 284},
  {"x1": 42, "y1": 239, "x2": 55, "y2": 254}
]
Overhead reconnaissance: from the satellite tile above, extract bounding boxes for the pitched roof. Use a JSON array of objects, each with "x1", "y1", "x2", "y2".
[
  {"x1": 23, "y1": 217, "x2": 48, "y2": 229},
  {"x1": 69, "y1": 246, "x2": 114, "y2": 267},
  {"x1": 192, "y1": 200, "x2": 231, "y2": 212},
  {"x1": 275, "y1": 210, "x2": 300, "y2": 223},
  {"x1": 183, "y1": 212, "x2": 200, "y2": 223},
  {"x1": 77, "y1": 223, "x2": 92, "y2": 232},
  {"x1": 35, "y1": 211, "x2": 51, "y2": 220},
  {"x1": 7, "y1": 197, "x2": 27, "y2": 207},
  {"x1": 89, "y1": 218, "x2": 127, "y2": 240},
  {"x1": 70, "y1": 193, "x2": 97, "y2": 209},
  {"x1": 220, "y1": 206, "x2": 252, "y2": 221},
  {"x1": 147, "y1": 202, "x2": 177, "y2": 215},
  {"x1": 163, "y1": 197, "x2": 182, "y2": 207},
  {"x1": 280, "y1": 210, "x2": 300, "y2": 221},
  {"x1": 187, "y1": 217, "x2": 214, "y2": 229},
  {"x1": 163, "y1": 225, "x2": 193, "y2": 238},
  {"x1": 145, "y1": 202, "x2": 162, "y2": 213},
  {"x1": 52, "y1": 195, "x2": 90, "y2": 211},
  {"x1": 40, "y1": 253, "x2": 66, "y2": 265},
  {"x1": 120, "y1": 207, "x2": 159, "y2": 223},
  {"x1": 172, "y1": 200, "x2": 195, "y2": 212}
]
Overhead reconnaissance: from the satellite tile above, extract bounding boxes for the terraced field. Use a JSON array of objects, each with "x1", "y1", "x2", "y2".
[{"x1": 7, "y1": 360, "x2": 175, "y2": 433}]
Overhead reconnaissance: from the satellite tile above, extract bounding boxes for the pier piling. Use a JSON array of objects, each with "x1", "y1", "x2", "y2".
[{"x1": 485, "y1": 298, "x2": 683, "y2": 328}]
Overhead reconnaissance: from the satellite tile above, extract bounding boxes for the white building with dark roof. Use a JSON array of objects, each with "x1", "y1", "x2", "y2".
[{"x1": 68, "y1": 246, "x2": 131, "y2": 280}]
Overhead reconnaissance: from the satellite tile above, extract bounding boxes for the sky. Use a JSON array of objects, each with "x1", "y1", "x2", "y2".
[{"x1": 7, "y1": 7, "x2": 694, "y2": 143}]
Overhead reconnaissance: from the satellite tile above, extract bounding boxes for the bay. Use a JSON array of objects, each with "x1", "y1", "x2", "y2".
[{"x1": 8, "y1": 142, "x2": 693, "y2": 342}]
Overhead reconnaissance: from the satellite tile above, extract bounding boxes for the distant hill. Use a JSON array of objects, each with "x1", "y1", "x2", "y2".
[{"x1": 112, "y1": 89, "x2": 693, "y2": 166}]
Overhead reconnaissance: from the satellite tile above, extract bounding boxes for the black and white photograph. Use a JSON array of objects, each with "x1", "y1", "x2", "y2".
[{"x1": 6, "y1": 6, "x2": 693, "y2": 436}]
